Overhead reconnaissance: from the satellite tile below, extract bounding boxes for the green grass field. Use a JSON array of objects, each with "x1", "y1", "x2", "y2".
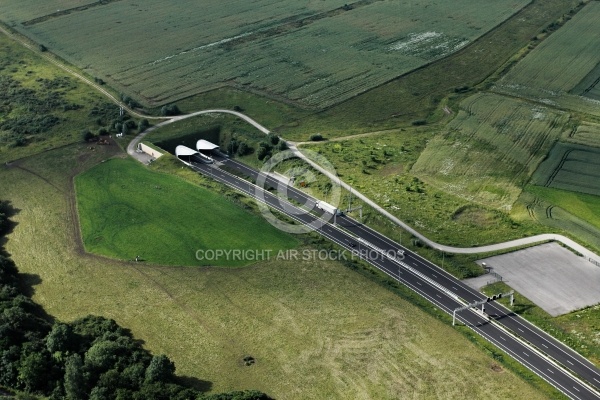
[
  {"x1": 495, "y1": 1, "x2": 600, "y2": 115},
  {"x1": 75, "y1": 157, "x2": 299, "y2": 266},
  {"x1": 0, "y1": 144, "x2": 554, "y2": 399},
  {"x1": 530, "y1": 142, "x2": 600, "y2": 197},
  {"x1": 411, "y1": 93, "x2": 567, "y2": 209},
  {"x1": 4, "y1": 0, "x2": 529, "y2": 108},
  {"x1": 526, "y1": 186, "x2": 600, "y2": 231}
]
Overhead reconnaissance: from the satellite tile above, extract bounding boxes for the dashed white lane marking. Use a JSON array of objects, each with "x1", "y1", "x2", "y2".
[
  {"x1": 567, "y1": 360, "x2": 574, "y2": 365},
  {"x1": 500, "y1": 336, "x2": 506, "y2": 341},
  {"x1": 547, "y1": 369, "x2": 554, "y2": 374}
]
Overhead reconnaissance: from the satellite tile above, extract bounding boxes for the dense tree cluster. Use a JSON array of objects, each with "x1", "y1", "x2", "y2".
[
  {"x1": 0, "y1": 203, "x2": 270, "y2": 400},
  {"x1": 84, "y1": 103, "x2": 147, "y2": 141},
  {"x1": 256, "y1": 134, "x2": 285, "y2": 161},
  {"x1": 226, "y1": 138, "x2": 252, "y2": 157}
]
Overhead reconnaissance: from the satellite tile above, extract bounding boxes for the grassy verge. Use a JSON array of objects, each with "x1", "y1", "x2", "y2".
[
  {"x1": 0, "y1": 143, "x2": 556, "y2": 399},
  {"x1": 75, "y1": 157, "x2": 299, "y2": 266}
]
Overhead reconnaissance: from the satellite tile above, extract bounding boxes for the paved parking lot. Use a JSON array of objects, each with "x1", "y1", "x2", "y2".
[{"x1": 475, "y1": 242, "x2": 600, "y2": 316}]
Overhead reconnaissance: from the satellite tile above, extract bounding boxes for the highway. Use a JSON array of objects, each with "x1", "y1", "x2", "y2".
[{"x1": 188, "y1": 155, "x2": 600, "y2": 400}]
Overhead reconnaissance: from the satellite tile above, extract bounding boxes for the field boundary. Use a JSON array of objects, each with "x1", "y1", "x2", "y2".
[{"x1": 22, "y1": 0, "x2": 125, "y2": 26}]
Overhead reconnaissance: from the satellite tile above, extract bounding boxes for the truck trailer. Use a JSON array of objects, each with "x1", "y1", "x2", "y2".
[{"x1": 315, "y1": 201, "x2": 342, "y2": 216}]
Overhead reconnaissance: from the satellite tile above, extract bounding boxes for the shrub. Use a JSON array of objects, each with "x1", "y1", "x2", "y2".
[
  {"x1": 237, "y1": 141, "x2": 250, "y2": 156},
  {"x1": 82, "y1": 129, "x2": 95, "y2": 142},
  {"x1": 160, "y1": 104, "x2": 180, "y2": 116},
  {"x1": 257, "y1": 146, "x2": 268, "y2": 161},
  {"x1": 267, "y1": 133, "x2": 280, "y2": 145},
  {"x1": 138, "y1": 119, "x2": 149, "y2": 132}
]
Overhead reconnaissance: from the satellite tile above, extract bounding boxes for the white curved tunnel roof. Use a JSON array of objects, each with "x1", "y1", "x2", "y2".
[
  {"x1": 175, "y1": 145, "x2": 199, "y2": 157},
  {"x1": 196, "y1": 139, "x2": 219, "y2": 151}
]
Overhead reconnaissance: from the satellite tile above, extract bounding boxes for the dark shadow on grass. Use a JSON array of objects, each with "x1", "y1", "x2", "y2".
[
  {"x1": 18, "y1": 273, "x2": 43, "y2": 297},
  {"x1": 0, "y1": 200, "x2": 20, "y2": 244},
  {"x1": 18, "y1": 273, "x2": 56, "y2": 324},
  {"x1": 511, "y1": 304, "x2": 536, "y2": 315},
  {"x1": 175, "y1": 375, "x2": 213, "y2": 392}
]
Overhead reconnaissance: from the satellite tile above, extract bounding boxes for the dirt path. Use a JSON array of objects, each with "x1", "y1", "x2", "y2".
[
  {"x1": 0, "y1": 24, "x2": 168, "y2": 121},
  {"x1": 292, "y1": 128, "x2": 404, "y2": 147},
  {"x1": 127, "y1": 109, "x2": 270, "y2": 161},
  {"x1": 4, "y1": 23, "x2": 599, "y2": 263}
]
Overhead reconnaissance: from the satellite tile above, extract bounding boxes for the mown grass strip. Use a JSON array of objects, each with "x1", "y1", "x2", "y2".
[{"x1": 75, "y1": 157, "x2": 299, "y2": 266}]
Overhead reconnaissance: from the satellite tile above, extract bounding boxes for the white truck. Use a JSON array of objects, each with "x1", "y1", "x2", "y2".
[{"x1": 315, "y1": 201, "x2": 342, "y2": 216}]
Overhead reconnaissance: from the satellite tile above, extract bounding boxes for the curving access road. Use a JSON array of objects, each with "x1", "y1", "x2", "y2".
[{"x1": 125, "y1": 106, "x2": 600, "y2": 262}]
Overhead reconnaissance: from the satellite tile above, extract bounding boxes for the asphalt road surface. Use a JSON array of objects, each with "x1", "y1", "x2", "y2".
[{"x1": 188, "y1": 156, "x2": 600, "y2": 400}]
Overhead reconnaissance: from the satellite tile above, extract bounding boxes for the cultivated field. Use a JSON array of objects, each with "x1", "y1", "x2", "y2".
[
  {"x1": 572, "y1": 62, "x2": 600, "y2": 101},
  {"x1": 0, "y1": 0, "x2": 97, "y2": 24},
  {"x1": 411, "y1": 93, "x2": 567, "y2": 210},
  {"x1": 0, "y1": 144, "x2": 550, "y2": 399},
  {"x1": 530, "y1": 142, "x2": 600, "y2": 197},
  {"x1": 75, "y1": 157, "x2": 299, "y2": 266},
  {"x1": 3, "y1": 0, "x2": 529, "y2": 108},
  {"x1": 563, "y1": 121, "x2": 600, "y2": 148},
  {"x1": 494, "y1": 1, "x2": 600, "y2": 115}
]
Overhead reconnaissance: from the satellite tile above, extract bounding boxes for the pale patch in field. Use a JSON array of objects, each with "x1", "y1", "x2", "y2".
[
  {"x1": 538, "y1": 98, "x2": 558, "y2": 106},
  {"x1": 531, "y1": 107, "x2": 547, "y2": 120},
  {"x1": 439, "y1": 159, "x2": 455, "y2": 175},
  {"x1": 389, "y1": 31, "x2": 442, "y2": 51},
  {"x1": 389, "y1": 32, "x2": 469, "y2": 59}
]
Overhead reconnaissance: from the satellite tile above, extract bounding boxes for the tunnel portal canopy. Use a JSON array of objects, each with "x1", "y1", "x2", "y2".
[
  {"x1": 175, "y1": 145, "x2": 199, "y2": 158},
  {"x1": 196, "y1": 139, "x2": 219, "y2": 152}
]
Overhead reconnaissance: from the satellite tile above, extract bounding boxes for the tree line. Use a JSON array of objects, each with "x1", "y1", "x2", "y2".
[{"x1": 0, "y1": 200, "x2": 270, "y2": 400}]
